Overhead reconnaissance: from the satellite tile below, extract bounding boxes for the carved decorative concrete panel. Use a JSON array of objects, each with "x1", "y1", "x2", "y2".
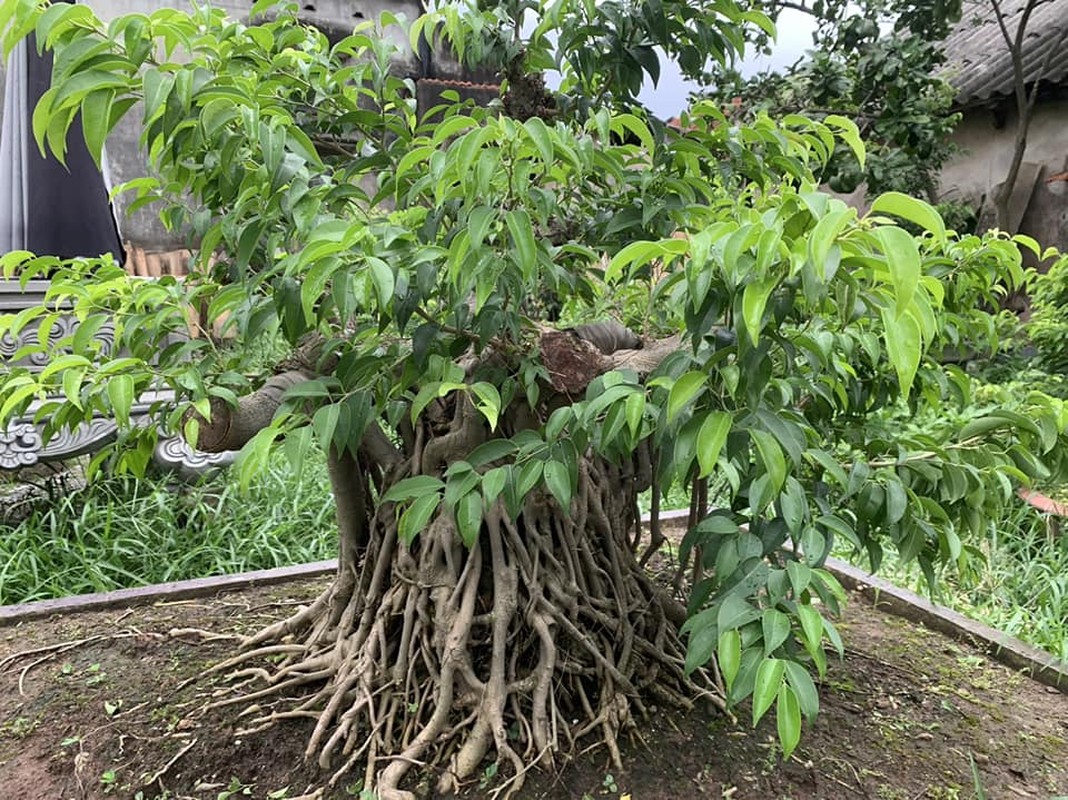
[
  {"x1": 0, "y1": 423, "x2": 41, "y2": 470},
  {"x1": 1, "y1": 281, "x2": 236, "y2": 475}
]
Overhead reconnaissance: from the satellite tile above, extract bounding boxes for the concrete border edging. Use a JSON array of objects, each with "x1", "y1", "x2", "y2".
[
  {"x1": 0, "y1": 560, "x2": 338, "y2": 626},
  {"x1": 821, "y1": 555, "x2": 1068, "y2": 691},
  {"x1": 1, "y1": 509, "x2": 1065, "y2": 694}
]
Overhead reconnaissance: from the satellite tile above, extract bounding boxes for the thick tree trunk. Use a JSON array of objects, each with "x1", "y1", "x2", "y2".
[
  {"x1": 192, "y1": 330, "x2": 717, "y2": 800},
  {"x1": 206, "y1": 433, "x2": 716, "y2": 800}
]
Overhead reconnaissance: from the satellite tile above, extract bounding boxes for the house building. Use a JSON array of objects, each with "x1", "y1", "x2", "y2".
[{"x1": 937, "y1": 0, "x2": 1068, "y2": 245}]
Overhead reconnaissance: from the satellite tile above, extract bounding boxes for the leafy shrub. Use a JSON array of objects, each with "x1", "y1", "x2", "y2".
[{"x1": 1029, "y1": 255, "x2": 1068, "y2": 373}]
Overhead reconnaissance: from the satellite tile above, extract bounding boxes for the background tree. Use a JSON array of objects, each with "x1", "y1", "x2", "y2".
[
  {"x1": 701, "y1": 0, "x2": 964, "y2": 205},
  {"x1": 1, "y1": 1, "x2": 1066, "y2": 799}
]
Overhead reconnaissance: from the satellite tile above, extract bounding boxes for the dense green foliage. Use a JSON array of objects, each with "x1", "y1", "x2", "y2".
[
  {"x1": 1028, "y1": 257, "x2": 1068, "y2": 373},
  {"x1": 1, "y1": 0, "x2": 1066, "y2": 777},
  {"x1": 706, "y1": 0, "x2": 963, "y2": 200}
]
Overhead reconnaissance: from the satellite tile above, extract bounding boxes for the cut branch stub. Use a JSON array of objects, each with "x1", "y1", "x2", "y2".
[
  {"x1": 540, "y1": 328, "x2": 682, "y2": 395},
  {"x1": 540, "y1": 330, "x2": 611, "y2": 395}
]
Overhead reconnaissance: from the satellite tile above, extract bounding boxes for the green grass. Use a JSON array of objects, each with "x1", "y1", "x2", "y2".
[
  {"x1": 840, "y1": 500, "x2": 1068, "y2": 663},
  {"x1": 0, "y1": 452, "x2": 336, "y2": 605}
]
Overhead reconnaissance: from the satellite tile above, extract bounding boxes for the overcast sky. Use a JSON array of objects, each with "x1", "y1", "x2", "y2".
[{"x1": 636, "y1": 10, "x2": 818, "y2": 118}]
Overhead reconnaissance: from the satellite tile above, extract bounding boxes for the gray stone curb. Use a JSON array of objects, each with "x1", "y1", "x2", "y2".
[
  {"x1": 0, "y1": 560, "x2": 337, "y2": 626},
  {"x1": 1, "y1": 508, "x2": 1065, "y2": 695},
  {"x1": 821, "y1": 555, "x2": 1068, "y2": 692}
]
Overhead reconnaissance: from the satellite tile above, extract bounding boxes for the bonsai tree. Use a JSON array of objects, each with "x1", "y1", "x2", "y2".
[{"x1": 1, "y1": 1, "x2": 1066, "y2": 798}]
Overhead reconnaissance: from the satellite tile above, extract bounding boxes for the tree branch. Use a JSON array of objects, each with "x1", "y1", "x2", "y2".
[{"x1": 194, "y1": 370, "x2": 312, "y2": 452}]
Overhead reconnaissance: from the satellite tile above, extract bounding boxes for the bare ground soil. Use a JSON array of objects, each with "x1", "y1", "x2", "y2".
[{"x1": 0, "y1": 576, "x2": 1066, "y2": 800}]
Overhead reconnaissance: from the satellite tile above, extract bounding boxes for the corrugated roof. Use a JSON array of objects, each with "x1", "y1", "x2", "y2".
[{"x1": 940, "y1": 0, "x2": 1068, "y2": 105}]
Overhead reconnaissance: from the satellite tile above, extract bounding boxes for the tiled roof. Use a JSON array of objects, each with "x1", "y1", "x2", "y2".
[{"x1": 940, "y1": 0, "x2": 1068, "y2": 105}]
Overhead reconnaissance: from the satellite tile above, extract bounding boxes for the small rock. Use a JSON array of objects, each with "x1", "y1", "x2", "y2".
[{"x1": 972, "y1": 752, "x2": 989, "y2": 763}]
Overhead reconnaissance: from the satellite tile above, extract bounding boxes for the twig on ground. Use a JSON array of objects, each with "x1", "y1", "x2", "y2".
[
  {"x1": 168, "y1": 627, "x2": 244, "y2": 643},
  {"x1": 143, "y1": 737, "x2": 199, "y2": 789}
]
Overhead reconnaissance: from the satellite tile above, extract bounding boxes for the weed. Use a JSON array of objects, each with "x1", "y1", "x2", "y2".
[
  {"x1": 0, "y1": 716, "x2": 37, "y2": 738},
  {"x1": 216, "y1": 778, "x2": 253, "y2": 799}
]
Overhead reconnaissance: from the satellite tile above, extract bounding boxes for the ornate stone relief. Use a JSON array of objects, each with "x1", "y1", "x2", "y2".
[
  {"x1": 1, "y1": 281, "x2": 234, "y2": 475},
  {"x1": 0, "y1": 423, "x2": 41, "y2": 470}
]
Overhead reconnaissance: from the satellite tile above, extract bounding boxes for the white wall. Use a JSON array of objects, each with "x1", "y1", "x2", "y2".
[{"x1": 939, "y1": 100, "x2": 1068, "y2": 202}]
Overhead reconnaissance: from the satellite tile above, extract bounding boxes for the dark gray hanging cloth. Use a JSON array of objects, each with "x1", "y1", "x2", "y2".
[{"x1": 0, "y1": 13, "x2": 125, "y2": 262}]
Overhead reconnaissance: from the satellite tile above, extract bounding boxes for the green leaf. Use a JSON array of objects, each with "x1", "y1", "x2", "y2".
[
  {"x1": 783, "y1": 661, "x2": 820, "y2": 721},
  {"x1": 0, "y1": 380, "x2": 39, "y2": 422},
  {"x1": 876, "y1": 226, "x2": 921, "y2": 316},
  {"x1": 81, "y1": 88, "x2": 116, "y2": 167},
  {"x1": 471, "y1": 382, "x2": 501, "y2": 431},
  {"x1": 312, "y1": 403, "x2": 340, "y2": 451},
  {"x1": 683, "y1": 609, "x2": 719, "y2": 675},
  {"x1": 466, "y1": 438, "x2": 516, "y2": 467},
  {"x1": 609, "y1": 113, "x2": 654, "y2": 153},
  {"x1": 368, "y1": 257, "x2": 395, "y2": 310},
  {"x1": 544, "y1": 459, "x2": 572, "y2": 509},
  {"x1": 786, "y1": 561, "x2": 812, "y2": 597},
  {"x1": 881, "y1": 308, "x2": 922, "y2": 398},
  {"x1": 383, "y1": 475, "x2": 446, "y2": 503},
  {"x1": 523, "y1": 116, "x2": 554, "y2": 165},
  {"x1": 399, "y1": 492, "x2": 440, "y2": 544},
  {"x1": 236, "y1": 425, "x2": 281, "y2": 490},
  {"x1": 761, "y1": 608, "x2": 791, "y2": 657},
  {"x1": 667, "y1": 371, "x2": 706, "y2": 423},
  {"x1": 696, "y1": 411, "x2": 731, "y2": 477},
  {"x1": 455, "y1": 491, "x2": 483, "y2": 547},
  {"x1": 885, "y1": 479, "x2": 907, "y2": 526},
  {"x1": 751, "y1": 429, "x2": 786, "y2": 494},
  {"x1": 62, "y1": 368, "x2": 85, "y2": 410},
  {"x1": 106, "y1": 375, "x2": 134, "y2": 427},
  {"x1": 718, "y1": 629, "x2": 742, "y2": 692},
  {"x1": 505, "y1": 209, "x2": 537, "y2": 276},
  {"x1": 752, "y1": 657, "x2": 785, "y2": 725},
  {"x1": 797, "y1": 604, "x2": 826, "y2": 672},
  {"x1": 741, "y1": 276, "x2": 777, "y2": 345},
  {"x1": 776, "y1": 684, "x2": 802, "y2": 758},
  {"x1": 957, "y1": 415, "x2": 1012, "y2": 441},
  {"x1": 824, "y1": 114, "x2": 865, "y2": 171},
  {"x1": 481, "y1": 466, "x2": 508, "y2": 504},
  {"x1": 717, "y1": 595, "x2": 762, "y2": 633},
  {"x1": 870, "y1": 192, "x2": 946, "y2": 243},
  {"x1": 625, "y1": 392, "x2": 645, "y2": 438},
  {"x1": 807, "y1": 206, "x2": 851, "y2": 278},
  {"x1": 39, "y1": 354, "x2": 92, "y2": 380},
  {"x1": 467, "y1": 206, "x2": 496, "y2": 250}
]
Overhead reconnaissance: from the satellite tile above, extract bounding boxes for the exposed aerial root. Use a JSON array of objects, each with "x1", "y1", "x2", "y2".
[{"x1": 198, "y1": 457, "x2": 723, "y2": 800}]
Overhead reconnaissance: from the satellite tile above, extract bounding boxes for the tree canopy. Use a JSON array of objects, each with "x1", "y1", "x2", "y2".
[
  {"x1": 702, "y1": 0, "x2": 963, "y2": 202},
  {"x1": 1, "y1": 1, "x2": 1066, "y2": 798}
]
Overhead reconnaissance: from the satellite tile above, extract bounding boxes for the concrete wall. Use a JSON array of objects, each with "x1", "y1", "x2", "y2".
[
  {"x1": 939, "y1": 100, "x2": 1068, "y2": 250},
  {"x1": 2, "y1": 0, "x2": 424, "y2": 251}
]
